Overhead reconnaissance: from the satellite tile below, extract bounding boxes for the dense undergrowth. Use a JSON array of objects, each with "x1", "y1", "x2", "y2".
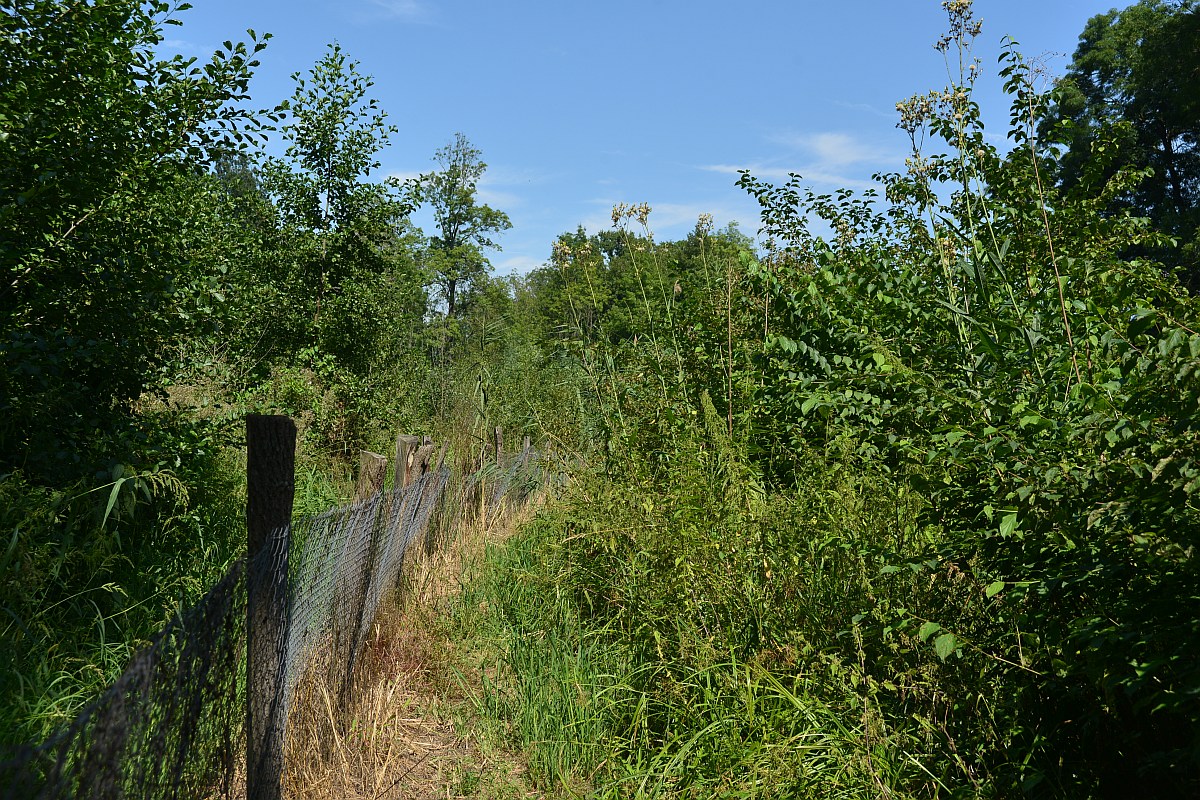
[
  {"x1": 0, "y1": 0, "x2": 541, "y2": 750},
  {"x1": 0, "y1": 416, "x2": 351, "y2": 745},
  {"x1": 454, "y1": 446, "x2": 951, "y2": 798},
  {"x1": 445, "y1": 5, "x2": 1200, "y2": 798}
]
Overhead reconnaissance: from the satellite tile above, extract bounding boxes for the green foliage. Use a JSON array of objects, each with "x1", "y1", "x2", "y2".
[
  {"x1": 1047, "y1": 0, "x2": 1200, "y2": 289},
  {"x1": 4, "y1": 2, "x2": 1197, "y2": 795},
  {"x1": 523, "y1": 214, "x2": 760, "y2": 468},
  {"x1": 411, "y1": 132, "x2": 512, "y2": 319},
  {"x1": 455, "y1": 4, "x2": 1200, "y2": 796},
  {"x1": 456, "y1": 442, "x2": 973, "y2": 798},
  {"x1": 0, "y1": 0, "x2": 276, "y2": 480},
  {"x1": 0, "y1": 436, "x2": 247, "y2": 745},
  {"x1": 0, "y1": 0, "x2": 519, "y2": 763},
  {"x1": 185, "y1": 43, "x2": 440, "y2": 464},
  {"x1": 733, "y1": 6, "x2": 1200, "y2": 793},
  {"x1": 256, "y1": 43, "x2": 423, "y2": 376},
  {"x1": 0, "y1": 3, "x2": 287, "y2": 740}
]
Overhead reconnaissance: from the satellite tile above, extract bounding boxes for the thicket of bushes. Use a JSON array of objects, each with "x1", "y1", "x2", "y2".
[
  {"x1": 0, "y1": 2, "x2": 539, "y2": 745},
  {"x1": 454, "y1": 6, "x2": 1199, "y2": 797}
]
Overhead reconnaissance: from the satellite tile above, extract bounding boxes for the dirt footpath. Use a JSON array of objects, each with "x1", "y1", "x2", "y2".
[{"x1": 282, "y1": 506, "x2": 543, "y2": 800}]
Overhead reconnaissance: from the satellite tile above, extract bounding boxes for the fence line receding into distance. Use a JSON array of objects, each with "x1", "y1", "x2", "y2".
[{"x1": 0, "y1": 415, "x2": 543, "y2": 800}]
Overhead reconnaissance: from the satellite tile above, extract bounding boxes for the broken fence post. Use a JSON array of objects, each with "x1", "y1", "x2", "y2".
[
  {"x1": 394, "y1": 434, "x2": 420, "y2": 490},
  {"x1": 414, "y1": 442, "x2": 436, "y2": 477},
  {"x1": 355, "y1": 450, "x2": 387, "y2": 500}
]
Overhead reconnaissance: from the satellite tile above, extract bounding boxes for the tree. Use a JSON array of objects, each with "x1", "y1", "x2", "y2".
[
  {"x1": 0, "y1": 0, "x2": 273, "y2": 478},
  {"x1": 412, "y1": 133, "x2": 511, "y2": 318},
  {"x1": 257, "y1": 44, "x2": 421, "y2": 374},
  {"x1": 1047, "y1": 0, "x2": 1200, "y2": 288}
]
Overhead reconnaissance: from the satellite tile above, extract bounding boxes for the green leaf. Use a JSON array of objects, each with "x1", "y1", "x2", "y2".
[
  {"x1": 934, "y1": 632, "x2": 958, "y2": 661},
  {"x1": 102, "y1": 477, "x2": 128, "y2": 527},
  {"x1": 985, "y1": 581, "x2": 1005, "y2": 598},
  {"x1": 1127, "y1": 309, "x2": 1156, "y2": 338},
  {"x1": 919, "y1": 621, "x2": 942, "y2": 642}
]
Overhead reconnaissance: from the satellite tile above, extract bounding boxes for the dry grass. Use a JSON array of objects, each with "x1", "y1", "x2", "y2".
[{"x1": 280, "y1": 489, "x2": 546, "y2": 800}]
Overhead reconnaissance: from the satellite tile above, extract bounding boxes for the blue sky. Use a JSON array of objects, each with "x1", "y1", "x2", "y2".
[{"x1": 166, "y1": 0, "x2": 1121, "y2": 274}]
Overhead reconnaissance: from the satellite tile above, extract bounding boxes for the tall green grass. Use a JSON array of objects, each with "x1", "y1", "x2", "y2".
[
  {"x1": 454, "y1": 4, "x2": 1200, "y2": 795},
  {"x1": 0, "y1": 416, "x2": 361, "y2": 748},
  {"x1": 448, "y1": 439, "x2": 973, "y2": 798},
  {"x1": 0, "y1": 455, "x2": 244, "y2": 744}
]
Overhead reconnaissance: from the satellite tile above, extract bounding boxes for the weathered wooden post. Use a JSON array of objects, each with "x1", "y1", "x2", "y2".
[
  {"x1": 355, "y1": 450, "x2": 387, "y2": 500},
  {"x1": 394, "y1": 434, "x2": 420, "y2": 490},
  {"x1": 246, "y1": 415, "x2": 295, "y2": 800},
  {"x1": 413, "y1": 441, "x2": 436, "y2": 477},
  {"x1": 522, "y1": 434, "x2": 531, "y2": 453},
  {"x1": 410, "y1": 438, "x2": 439, "y2": 556}
]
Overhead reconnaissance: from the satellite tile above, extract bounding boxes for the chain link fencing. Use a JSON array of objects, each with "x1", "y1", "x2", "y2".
[{"x1": 0, "y1": 433, "x2": 543, "y2": 800}]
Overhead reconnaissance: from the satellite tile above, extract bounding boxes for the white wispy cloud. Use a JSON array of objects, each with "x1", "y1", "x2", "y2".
[
  {"x1": 477, "y1": 186, "x2": 523, "y2": 209},
  {"x1": 159, "y1": 38, "x2": 206, "y2": 57},
  {"x1": 483, "y1": 164, "x2": 549, "y2": 185},
  {"x1": 769, "y1": 131, "x2": 896, "y2": 167},
  {"x1": 833, "y1": 100, "x2": 897, "y2": 120},
  {"x1": 701, "y1": 163, "x2": 879, "y2": 191},
  {"x1": 359, "y1": 0, "x2": 430, "y2": 22},
  {"x1": 493, "y1": 254, "x2": 545, "y2": 275},
  {"x1": 386, "y1": 170, "x2": 423, "y2": 184},
  {"x1": 702, "y1": 164, "x2": 786, "y2": 178},
  {"x1": 700, "y1": 130, "x2": 900, "y2": 192},
  {"x1": 474, "y1": 164, "x2": 555, "y2": 210}
]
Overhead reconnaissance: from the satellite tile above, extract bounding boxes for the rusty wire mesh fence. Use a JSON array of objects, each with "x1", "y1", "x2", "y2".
[{"x1": 0, "y1": 432, "x2": 543, "y2": 800}]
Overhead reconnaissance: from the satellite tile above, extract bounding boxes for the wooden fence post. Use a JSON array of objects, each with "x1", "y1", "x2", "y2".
[
  {"x1": 394, "y1": 434, "x2": 420, "y2": 490},
  {"x1": 355, "y1": 451, "x2": 387, "y2": 500},
  {"x1": 414, "y1": 442, "x2": 436, "y2": 477},
  {"x1": 246, "y1": 415, "x2": 296, "y2": 800},
  {"x1": 522, "y1": 434, "x2": 531, "y2": 453}
]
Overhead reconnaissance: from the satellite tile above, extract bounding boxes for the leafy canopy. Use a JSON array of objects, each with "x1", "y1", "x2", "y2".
[
  {"x1": 411, "y1": 132, "x2": 511, "y2": 317},
  {"x1": 0, "y1": 0, "x2": 274, "y2": 478}
]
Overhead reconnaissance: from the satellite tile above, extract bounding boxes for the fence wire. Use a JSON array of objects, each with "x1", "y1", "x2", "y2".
[
  {"x1": 0, "y1": 446, "x2": 543, "y2": 800},
  {"x1": 280, "y1": 466, "x2": 451, "y2": 719},
  {"x1": 0, "y1": 563, "x2": 248, "y2": 800}
]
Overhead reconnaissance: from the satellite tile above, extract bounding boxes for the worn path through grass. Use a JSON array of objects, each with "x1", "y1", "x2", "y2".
[{"x1": 281, "y1": 498, "x2": 549, "y2": 800}]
